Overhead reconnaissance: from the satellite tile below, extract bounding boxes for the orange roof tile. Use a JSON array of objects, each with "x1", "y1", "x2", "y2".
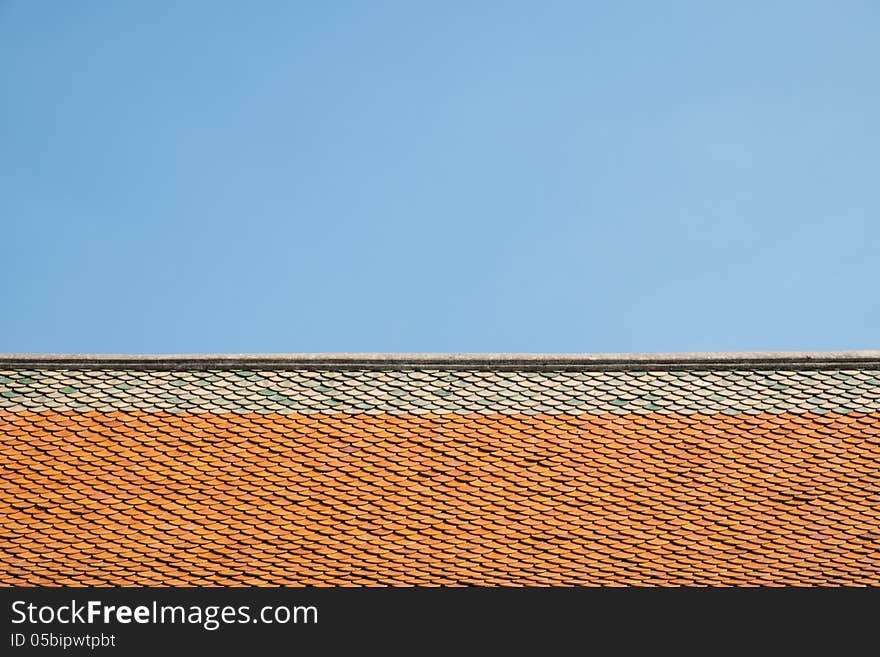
[{"x1": 1, "y1": 354, "x2": 879, "y2": 585}]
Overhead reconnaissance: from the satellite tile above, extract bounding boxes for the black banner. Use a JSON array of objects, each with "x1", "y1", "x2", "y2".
[{"x1": 0, "y1": 587, "x2": 874, "y2": 654}]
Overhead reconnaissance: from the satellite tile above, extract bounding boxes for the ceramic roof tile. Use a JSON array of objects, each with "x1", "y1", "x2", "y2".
[{"x1": 1, "y1": 354, "x2": 879, "y2": 585}]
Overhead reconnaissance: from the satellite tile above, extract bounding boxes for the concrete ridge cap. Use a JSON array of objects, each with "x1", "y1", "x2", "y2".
[{"x1": 1, "y1": 351, "x2": 879, "y2": 371}]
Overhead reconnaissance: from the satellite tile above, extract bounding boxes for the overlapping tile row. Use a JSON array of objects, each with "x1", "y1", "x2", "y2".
[
  {"x1": 2, "y1": 369, "x2": 880, "y2": 415},
  {"x1": 1, "y1": 367, "x2": 879, "y2": 586}
]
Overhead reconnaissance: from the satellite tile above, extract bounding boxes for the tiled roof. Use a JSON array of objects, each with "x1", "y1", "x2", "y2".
[{"x1": 2, "y1": 353, "x2": 879, "y2": 586}]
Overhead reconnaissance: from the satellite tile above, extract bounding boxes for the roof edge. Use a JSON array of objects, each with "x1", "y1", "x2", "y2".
[{"x1": 1, "y1": 352, "x2": 879, "y2": 371}]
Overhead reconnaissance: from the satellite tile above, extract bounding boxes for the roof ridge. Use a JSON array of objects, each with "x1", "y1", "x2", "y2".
[{"x1": 1, "y1": 351, "x2": 879, "y2": 371}]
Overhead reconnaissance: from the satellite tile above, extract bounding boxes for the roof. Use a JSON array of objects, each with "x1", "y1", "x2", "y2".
[
  {"x1": 2, "y1": 352, "x2": 879, "y2": 586},
  {"x1": 3, "y1": 350, "x2": 880, "y2": 369}
]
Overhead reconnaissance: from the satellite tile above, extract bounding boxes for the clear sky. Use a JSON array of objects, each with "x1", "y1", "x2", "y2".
[{"x1": 2, "y1": 2, "x2": 878, "y2": 354}]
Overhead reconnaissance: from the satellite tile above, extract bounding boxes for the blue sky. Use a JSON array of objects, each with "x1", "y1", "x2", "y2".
[{"x1": 2, "y1": 2, "x2": 878, "y2": 354}]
